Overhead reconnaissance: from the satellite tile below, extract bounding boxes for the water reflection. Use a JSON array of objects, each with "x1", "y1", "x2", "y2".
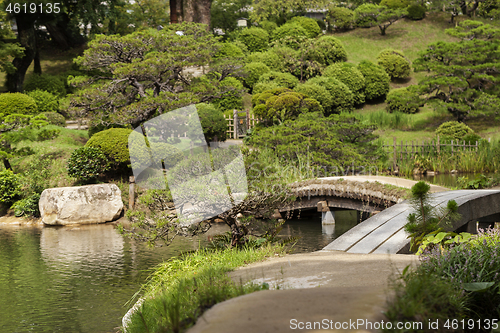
[{"x1": 412, "y1": 172, "x2": 495, "y2": 188}]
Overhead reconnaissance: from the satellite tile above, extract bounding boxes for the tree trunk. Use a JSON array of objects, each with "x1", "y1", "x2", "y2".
[
  {"x1": 183, "y1": 0, "x2": 195, "y2": 22},
  {"x1": 170, "y1": 0, "x2": 179, "y2": 23},
  {"x1": 180, "y1": 0, "x2": 211, "y2": 27},
  {"x1": 45, "y1": 23, "x2": 71, "y2": 50},
  {"x1": 197, "y1": 0, "x2": 212, "y2": 27},
  {"x1": 34, "y1": 48, "x2": 41, "y2": 75},
  {"x1": 6, "y1": 16, "x2": 36, "y2": 92},
  {"x1": 2, "y1": 158, "x2": 12, "y2": 171}
]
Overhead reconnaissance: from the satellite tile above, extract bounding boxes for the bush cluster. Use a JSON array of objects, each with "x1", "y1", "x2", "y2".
[
  {"x1": 357, "y1": 60, "x2": 390, "y2": 101},
  {"x1": 385, "y1": 87, "x2": 422, "y2": 113},
  {"x1": 0, "y1": 93, "x2": 38, "y2": 116},
  {"x1": 407, "y1": 4, "x2": 426, "y2": 20},
  {"x1": 214, "y1": 42, "x2": 245, "y2": 59},
  {"x1": 435, "y1": 121, "x2": 474, "y2": 142},
  {"x1": 42, "y1": 112, "x2": 66, "y2": 126},
  {"x1": 271, "y1": 23, "x2": 308, "y2": 42},
  {"x1": 306, "y1": 76, "x2": 354, "y2": 113},
  {"x1": 377, "y1": 49, "x2": 411, "y2": 80},
  {"x1": 257, "y1": 71, "x2": 299, "y2": 90},
  {"x1": 212, "y1": 77, "x2": 245, "y2": 112},
  {"x1": 246, "y1": 51, "x2": 283, "y2": 72},
  {"x1": 24, "y1": 74, "x2": 66, "y2": 97},
  {"x1": 237, "y1": 27, "x2": 269, "y2": 52},
  {"x1": 258, "y1": 20, "x2": 278, "y2": 34},
  {"x1": 323, "y1": 63, "x2": 366, "y2": 105},
  {"x1": 243, "y1": 62, "x2": 270, "y2": 90},
  {"x1": 11, "y1": 193, "x2": 41, "y2": 217},
  {"x1": 326, "y1": 6, "x2": 355, "y2": 31},
  {"x1": 308, "y1": 36, "x2": 348, "y2": 65},
  {"x1": 379, "y1": 0, "x2": 410, "y2": 9},
  {"x1": 294, "y1": 82, "x2": 332, "y2": 112},
  {"x1": 26, "y1": 90, "x2": 59, "y2": 114},
  {"x1": 354, "y1": 4, "x2": 379, "y2": 28},
  {"x1": 189, "y1": 103, "x2": 227, "y2": 143},
  {"x1": 0, "y1": 170, "x2": 22, "y2": 205},
  {"x1": 289, "y1": 16, "x2": 321, "y2": 38}
]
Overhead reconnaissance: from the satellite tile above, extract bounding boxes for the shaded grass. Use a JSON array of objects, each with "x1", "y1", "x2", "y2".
[{"x1": 126, "y1": 245, "x2": 285, "y2": 333}]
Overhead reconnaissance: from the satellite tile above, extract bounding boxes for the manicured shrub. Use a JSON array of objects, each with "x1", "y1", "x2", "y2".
[
  {"x1": 0, "y1": 170, "x2": 22, "y2": 205},
  {"x1": 306, "y1": 76, "x2": 354, "y2": 113},
  {"x1": 212, "y1": 77, "x2": 245, "y2": 112},
  {"x1": 289, "y1": 16, "x2": 321, "y2": 38},
  {"x1": 36, "y1": 127, "x2": 61, "y2": 141},
  {"x1": 252, "y1": 88, "x2": 322, "y2": 123},
  {"x1": 23, "y1": 74, "x2": 66, "y2": 97},
  {"x1": 253, "y1": 82, "x2": 281, "y2": 94},
  {"x1": 258, "y1": 20, "x2": 278, "y2": 34},
  {"x1": 271, "y1": 23, "x2": 308, "y2": 42},
  {"x1": 214, "y1": 42, "x2": 245, "y2": 58},
  {"x1": 230, "y1": 40, "x2": 249, "y2": 54},
  {"x1": 0, "y1": 93, "x2": 38, "y2": 116},
  {"x1": 357, "y1": 60, "x2": 390, "y2": 101},
  {"x1": 26, "y1": 90, "x2": 59, "y2": 113},
  {"x1": 257, "y1": 71, "x2": 299, "y2": 89},
  {"x1": 379, "y1": 0, "x2": 410, "y2": 9},
  {"x1": 309, "y1": 36, "x2": 348, "y2": 65},
  {"x1": 85, "y1": 128, "x2": 133, "y2": 169},
  {"x1": 67, "y1": 146, "x2": 109, "y2": 183},
  {"x1": 243, "y1": 62, "x2": 270, "y2": 90},
  {"x1": 354, "y1": 4, "x2": 380, "y2": 28},
  {"x1": 435, "y1": 121, "x2": 474, "y2": 141},
  {"x1": 237, "y1": 27, "x2": 269, "y2": 52},
  {"x1": 377, "y1": 49, "x2": 411, "y2": 80},
  {"x1": 189, "y1": 103, "x2": 227, "y2": 142},
  {"x1": 407, "y1": 4, "x2": 426, "y2": 20},
  {"x1": 41, "y1": 112, "x2": 65, "y2": 126},
  {"x1": 323, "y1": 63, "x2": 366, "y2": 105},
  {"x1": 386, "y1": 87, "x2": 422, "y2": 113},
  {"x1": 294, "y1": 82, "x2": 333, "y2": 112},
  {"x1": 246, "y1": 51, "x2": 283, "y2": 71},
  {"x1": 326, "y1": 6, "x2": 355, "y2": 31}
]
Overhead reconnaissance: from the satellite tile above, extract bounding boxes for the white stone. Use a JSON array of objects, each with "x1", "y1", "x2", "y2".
[{"x1": 39, "y1": 184, "x2": 123, "y2": 225}]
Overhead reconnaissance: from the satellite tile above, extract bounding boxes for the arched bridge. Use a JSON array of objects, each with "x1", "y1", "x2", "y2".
[{"x1": 323, "y1": 189, "x2": 500, "y2": 254}]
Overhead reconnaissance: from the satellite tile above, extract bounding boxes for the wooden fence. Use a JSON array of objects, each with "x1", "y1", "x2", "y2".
[
  {"x1": 383, "y1": 135, "x2": 485, "y2": 170},
  {"x1": 224, "y1": 109, "x2": 260, "y2": 139}
]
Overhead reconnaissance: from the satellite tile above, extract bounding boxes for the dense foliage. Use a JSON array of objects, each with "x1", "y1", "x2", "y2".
[
  {"x1": 323, "y1": 62, "x2": 366, "y2": 105},
  {"x1": 85, "y1": 128, "x2": 133, "y2": 170},
  {"x1": 435, "y1": 121, "x2": 474, "y2": 142},
  {"x1": 289, "y1": 16, "x2": 321, "y2": 38},
  {"x1": 243, "y1": 62, "x2": 270, "y2": 89},
  {"x1": 26, "y1": 90, "x2": 60, "y2": 114},
  {"x1": 0, "y1": 93, "x2": 37, "y2": 116},
  {"x1": 212, "y1": 77, "x2": 245, "y2": 112},
  {"x1": 294, "y1": 82, "x2": 333, "y2": 112},
  {"x1": 0, "y1": 170, "x2": 21, "y2": 205},
  {"x1": 326, "y1": 6, "x2": 355, "y2": 31},
  {"x1": 188, "y1": 103, "x2": 227, "y2": 142},
  {"x1": 256, "y1": 71, "x2": 299, "y2": 89},
  {"x1": 246, "y1": 112, "x2": 381, "y2": 170},
  {"x1": 271, "y1": 23, "x2": 309, "y2": 42},
  {"x1": 386, "y1": 87, "x2": 422, "y2": 114},
  {"x1": 23, "y1": 74, "x2": 66, "y2": 97},
  {"x1": 306, "y1": 76, "x2": 354, "y2": 113},
  {"x1": 357, "y1": 60, "x2": 390, "y2": 101},
  {"x1": 309, "y1": 36, "x2": 347, "y2": 65},
  {"x1": 377, "y1": 49, "x2": 411, "y2": 80},
  {"x1": 238, "y1": 27, "x2": 269, "y2": 52},
  {"x1": 67, "y1": 146, "x2": 109, "y2": 183},
  {"x1": 407, "y1": 4, "x2": 426, "y2": 20}
]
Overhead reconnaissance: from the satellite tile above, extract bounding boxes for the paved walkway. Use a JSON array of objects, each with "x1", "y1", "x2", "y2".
[
  {"x1": 320, "y1": 175, "x2": 449, "y2": 193},
  {"x1": 187, "y1": 251, "x2": 418, "y2": 333}
]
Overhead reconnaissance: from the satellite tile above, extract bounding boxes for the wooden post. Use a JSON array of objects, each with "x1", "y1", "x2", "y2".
[
  {"x1": 129, "y1": 176, "x2": 135, "y2": 210},
  {"x1": 476, "y1": 141, "x2": 478, "y2": 152},
  {"x1": 437, "y1": 135, "x2": 440, "y2": 154},
  {"x1": 400, "y1": 139, "x2": 403, "y2": 159},
  {"x1": 451, "y1": 139, "x2": 454, "y2": 156},
  {"x1": 463, "y1": 140, "x2": 465, "y2": 151},
  {"x1": 246, "y1": 108, "x2": 250, "y2": 132},
  {"x1": 233, "y1": 109, "x2": 238, "y2": 139},
  {"x1": 393, "y1": 137, "x2": 397, "y2": 172}
]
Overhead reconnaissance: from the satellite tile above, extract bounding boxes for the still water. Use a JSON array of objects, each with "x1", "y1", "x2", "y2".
[
  {"x1": 412, "y1": 172, "x2": 495, "y2": 188},
  {"x1": 0, "y1": 212, "x2": 359, "y2": 333}
]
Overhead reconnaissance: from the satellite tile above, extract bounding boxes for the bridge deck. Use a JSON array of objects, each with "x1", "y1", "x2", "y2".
[{"x1": 323, "y1": 190, "x2": 500, "y2": 254}]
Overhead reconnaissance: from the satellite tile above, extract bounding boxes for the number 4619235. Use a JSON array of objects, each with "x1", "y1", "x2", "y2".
[{"x1": 5, "y1": 2, "x2": 61, "y2": 14}]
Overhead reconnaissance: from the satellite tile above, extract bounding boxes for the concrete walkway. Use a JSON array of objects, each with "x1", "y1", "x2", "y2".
[
  {"x1": 187, "y1": 251, "x2": 418, "y2": 333},
  {"x1": 320, "y1": 175, "x2": 449, "y2": 193}
]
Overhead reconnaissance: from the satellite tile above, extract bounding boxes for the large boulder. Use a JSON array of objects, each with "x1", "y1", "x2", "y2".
[{"x1": 39, "y1": 184, "x2": 123, "y2": 225}]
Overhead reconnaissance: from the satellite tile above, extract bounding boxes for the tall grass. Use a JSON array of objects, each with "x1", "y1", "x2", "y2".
[
  {"x1": 356, "y1": 110, "x2": 414, "y2": 130},
  {"x1": 125, "y1": 245, "x2": 285, "y2": 333}
]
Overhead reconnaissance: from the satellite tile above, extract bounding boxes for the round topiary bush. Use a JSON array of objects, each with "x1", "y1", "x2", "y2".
[
  {"x1": 271, "y1": 23, "x2": 309, "y2": 42},
  {"x1": 309, "y1": 36, "x2": 348, "y2": 65},
  {"x1": 24, "y1": 74, "x2": 66, "y2": 97},
  {"x1": 385, "y1": 87, "x2": 422, "y2": 113},
  {"x1": 237, "y1": 27, "x2": 269, "y2": 52},
  {"x1": 357, "y1": 60, "x2": 390, "y2": 101},
  {"x1": 289, "y1": 16, "x2": 321, "y2": 38},
  {"x1": 326, "y1": 6, "x2": 355, "y2": 31},
  {"x1": 85, "y1": 128, "x2": 133, "y2": 169},
  {"x1": 294, "y1": 82, "x2": 333, "y2": 112},
  {"x1": 259, "y1": 20, "x2": 278, "y2": 34},
  {"x1": 0, "y1": 170, "x2": 21, "y2": 205},
  {"x1": 67, "y1": 146, "x2": 109, "y2": 183},
  {"x1": 407, "y1": 4, "x2": 426, "y2": 20},
  {"x1": 323, "y1": 63, "x2": 366, "y2": 105},
  {"x1": 253, "y1": 81, "x2": 282, "y2": 94},
  {"x1": 246, "y1": 51, "x2": 284, "y2": 71},
  {"x1": 377, "y1": 49, "x2": 411, "y2": 80},
  {"x1": 214, "y1": 42, "x2": 245, "y2": 58},
  {"x1": 379, "y1": 0, "x2": 410, "y2": 9},
  {"x1": 188, "y1": 103, "x2": 227, "y2": 142},
  {"x1": 243, "y1": 62, "x2": 270, "y2": 90},
  {"x1": 435, "y1": 121, "x2": 475, "y2": 142},
  {"x1": 41, "y1": 112, "x2": 66, "y2": 126},
  {"x1": 306, "y1": 76, "x2": 354, "y2": 113},
  {"x1": 257, "y1": 71, "x2": 299, "y2": 89},
  {"x1": 212, "y1": 77, "x2": 245, "y2": 112},
  {"x1": 0, "y1": 93, "x2": 38, "y2": 116},
  {"x1": 26, "y1": 90, "x2": 59, "y2": 113}
]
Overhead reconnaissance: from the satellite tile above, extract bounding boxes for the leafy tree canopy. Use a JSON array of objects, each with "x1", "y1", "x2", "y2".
[
  {"x1": 249, "y1": 0, "x2": 328, "y2": 24},
  {"x1": 414, "y1": 20, "x2": 500, "y2": 121},
  {"x1": 69, "y1": 22, "x2": 245, "y2": 128}
]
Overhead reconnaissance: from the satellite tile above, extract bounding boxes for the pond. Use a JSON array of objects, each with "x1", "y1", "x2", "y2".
[
  {"x1": 411, "y1": 172, "x2": 496, "y2": 188},
  {"x1": 0, "y1": 212, "x2": 359, "y2": 333}
]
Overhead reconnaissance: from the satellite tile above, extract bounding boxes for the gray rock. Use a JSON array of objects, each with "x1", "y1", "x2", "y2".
[{"x1": 39, "y1": 184, "x2": 123, "y2": 225}]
